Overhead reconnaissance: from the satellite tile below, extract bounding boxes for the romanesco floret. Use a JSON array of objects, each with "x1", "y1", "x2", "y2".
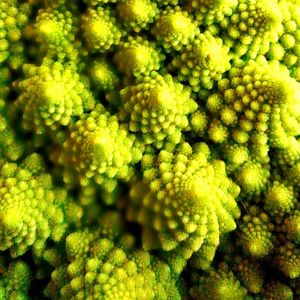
[
  {"x1": 34, "y1": 6, "x2": 77, "y2": 60},
  {"x1": 13, "y1": 59, "x2": 95, "y2": 134},
  {"x1": 237, "y1": 206, "x2": 275, "y2": 258},
  {"x1": 59, "y1": 104, "x2": 143, "y2": 190},
  {"x1": 45, "y1": 230, "x2": 181, "y2": 299},
  {"x1": 88, "y1": 58, "x2": 120, "y2": 92},
  {"x1": 119, "y1": 72, "x2": 197, "y2": 148},
  {"x1": 116, "y1": 0, "x2": 158, "y2": 33},
  {"x1": 186, "y1": 0, "x2": 238, "y2": 26},
  {"x1": 206, "y1": 56, "x2": 300, "y2": 157},
  {"x1": 235, "y1": 160, "x2": 270, "y2": 196},
  {"x1": 190, "y1": 262, "x2": 249, "y2": 300},
  {"x1": 81, "y1": 7, "x2": 122, "y2": 52},
  {"x1": 268, "y1": 0, "x2": 300, "y2": 80},
  {"x1": 0, "y1": 154, "x2": 82, "y2": 257},
  {"x1": 264, "y1": 181, "x2": 297, "y2": 218},
  {"x1": 128, "y1": 142, "x2": 240, "y2": 272},
  {"x1": 171, "y1": 30, "x2": 231, "y2": 91},
  {"x1": 0, "y1": 0, "x2": 31, "y2": 69},
  {"x1": 114, "y1": 36, "x2": 165, "y2": 77},
  {"x1": 200, "y1": 55, "x2": 300, "y2": 197},
  {"x1": 220, "y1": 0, "x2": 282, "y2": 58},
  {"x1": 151, "y1": 6, "x2": 199, "y2": 52}
]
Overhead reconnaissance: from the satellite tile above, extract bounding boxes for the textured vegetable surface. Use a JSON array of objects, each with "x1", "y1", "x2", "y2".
[{"x1": 0, "y1": 0, "x2": 300, "y2": 299}]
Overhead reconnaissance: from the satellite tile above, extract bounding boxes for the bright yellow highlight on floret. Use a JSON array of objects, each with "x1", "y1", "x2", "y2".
[
  {"x1": 152, "y1": 7, "x2": 199, "y2": 51},
  {"x1": 117, "y1": 0, "x2": 158, "y2": 32},
  {"x1": 82, "y1": 7, "x2": 122, "y2": 52}
]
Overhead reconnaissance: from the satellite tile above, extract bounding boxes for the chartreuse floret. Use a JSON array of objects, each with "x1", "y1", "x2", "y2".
[
  {"x1": 235, "y1": 161, "x2": 270, "y2": 196},
  {"x1": 59, "y1": 104, "x2": 143, "y2": 190},
  {"x1": 186, "y1": 0, "x2": 238, "y2": 26},
  {"x1": 221, "y1": 143, "x2": 249, "y2": 171},
  {"x1": 205, "y1": 56, "x2": 300, "y2": 170},
  {"x1": 0, "y1": 0, "x2": 31, "y2": 69},
  {"x1": 220, "y1": 0, "x2": 282, "y2": 58},
  {"x1": 0, "y1": 154, "x2": 82, "y2": 257},
  {"x1": 119, "y1": 72, "x2": 197, "y2": 148},
  {"x1": 276, "y1": 139, "x2": 300, "y2": 171},
  {"x1": 264, "y1": 181, "x2": 296, "y2": 218},
  {"x1": 89, "y1": 58, "x2": 120, "y2": 92},
  {"x1": 128, "y1": 142, "x2": 240, "y2": 272},
  {"x1": 81, "y1": 7, "x2": 122, "y2": 52},
  {"x1": 190, "y1": 262, "x2": 248, "y2": 300},
  {"x1": 0, "y1": 258, "x2": 31, "y2": 300},
  {"x1": 238, "y1": 206, "x2": 275, "y2": 258},
  {"x1": 151, "y1": 6, "x2": 199, "y2": 52},
  {"x1": 268, "y1": 0, "x2": 300, "y2": 80},
  {"x1": 45, "y1": 230, "x2": 181, "y2": 299},
  {"x1": 114, "y1": 36, "x2": 165, "y2": 77},
  {"x1": 13, "y1": 59, "x2": 95, "y2": 134},
  {"x1": 190, "y1": 109, "x2": 208, "y2": 137},
  {"x1": 0, "y1": 115, "x2": 24, "y2": 163},
  {"x1": 172, "y1": 31, "x2": 231, "y2": 91},
  {"x1": 116, "y1": 0, "x2": 158, "y2": 33},
  {"x1": 35, "y1": 6, "x2": 78, "y2": 59}
]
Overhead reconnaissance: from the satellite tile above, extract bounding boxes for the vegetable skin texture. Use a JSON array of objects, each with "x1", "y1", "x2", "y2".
[{"x1": 0, "y1": 0, "x2": 300, "y2": 298}]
